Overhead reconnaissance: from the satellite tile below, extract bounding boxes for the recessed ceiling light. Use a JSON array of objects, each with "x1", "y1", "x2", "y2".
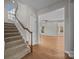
[{"x1": 12, "y1": 0, "x2": 15, "y2": 3}]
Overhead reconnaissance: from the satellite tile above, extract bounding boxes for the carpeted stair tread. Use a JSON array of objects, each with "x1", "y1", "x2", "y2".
[
  {"x1": 5, "y1": 32, "x2": 20, "y2": 38},
  {"x1": 5, "y1": 47, "x2": 30, "y2": 59},
  {"x1": 5, "y1": 39, "x2": 24, "y2": 49},
  {"x1": 5, "y1": 44, "x2": 28, "y2": 57},
  {"x1": 5, "y1": 35, "x2": 22, "y2": 42}
]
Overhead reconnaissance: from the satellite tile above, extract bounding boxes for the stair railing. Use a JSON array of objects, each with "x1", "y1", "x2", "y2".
[
  {"x1": 13, "y1": 0, "x2": 33, "y2": 53},
  {"x1": 15, "y1": 15, "x2": 33, "y2": 53}
]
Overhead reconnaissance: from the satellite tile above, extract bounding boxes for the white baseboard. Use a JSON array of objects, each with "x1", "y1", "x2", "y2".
[
  {"x1": 32, "y1": 42, "x2": 38, "y2": 46},
  {"x1": 65, "y1": 50, "x2": 74, "y2": 58}
]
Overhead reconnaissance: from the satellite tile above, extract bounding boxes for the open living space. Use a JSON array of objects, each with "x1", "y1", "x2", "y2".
[{"x1": 4, "y1": 0, "x2": 74, "y2": 59}]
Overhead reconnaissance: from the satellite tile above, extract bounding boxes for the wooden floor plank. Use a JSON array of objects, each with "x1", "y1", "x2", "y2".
[{"x1": 22, "y1": 35, "x2": 72, "y2": 59}]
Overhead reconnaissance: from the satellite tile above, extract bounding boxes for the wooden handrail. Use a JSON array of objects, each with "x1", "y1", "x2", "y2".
[{"x1": 15, "y1": 14, "x2": 33, "y2": 53}]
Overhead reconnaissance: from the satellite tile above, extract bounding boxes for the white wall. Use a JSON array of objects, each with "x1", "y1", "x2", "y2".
[
  {"x1": 46, "y1": 22, "x2": 58, "y2": 36},
  {"x1": 40, "y1": 21, "x2": 58, "y2": 36},
  {"x1": 40, "y1": 21, "x2": 64, "y2": 36},
  {"x1": 15, "y1": 2, "x2": 38, "y2": 45},
  {"x1": 65, "y1": 0, "x2": 74, "y2": 57}
]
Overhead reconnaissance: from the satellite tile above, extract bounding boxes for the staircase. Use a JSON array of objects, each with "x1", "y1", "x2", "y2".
[{"x1": 4, "y1": 23, "x2": 30, "y2": 59}]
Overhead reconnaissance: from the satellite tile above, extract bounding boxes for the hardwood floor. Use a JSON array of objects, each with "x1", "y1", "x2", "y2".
[
  {"x1": 22, "y1": 35, "x2": 72, "y2": 59},
  {"x1": 40, "y1": 35, "x2": 64, "y2": 51}
]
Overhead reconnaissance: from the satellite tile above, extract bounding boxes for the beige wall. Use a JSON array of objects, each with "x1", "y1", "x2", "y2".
[{"x1": 4, "y1": 0, "x2": 13, "y2": 23}]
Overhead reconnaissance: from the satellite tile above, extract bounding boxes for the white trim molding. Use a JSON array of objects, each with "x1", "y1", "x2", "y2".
[{"x1": 65, "y1": 50, "x2": 74, "y2": 58}]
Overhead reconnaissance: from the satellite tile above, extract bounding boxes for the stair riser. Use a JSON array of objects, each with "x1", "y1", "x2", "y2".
[
  {"x1": 4, "y1": 26, "x2": 16, "y2": 28},
  {"x1": 4, "y1": 25, "x2": 15, "y2": 27},
  {"x1": 5, "y1": 24, "x2": 16, "y2": 26},
  {"x1": 4, "y1": 23, "x2": 14, "y2": 25},
  {"x1": 5, "y1": 33, "x2": 20, "y2": 38},
  {"x1": 5, "y1": 40, "x2": 24, "y2": 49},
  {"x1": 5, "y1": 37, "x2": 22, "y2": 42},
  {"x1": 4, "y1": 23, "x2": 14, "y2": 24},
  {"x1": 5, "y1": 31, "x2": 18, "y2": 33},
  {"x1": 4, "y1": 28, "x2": 17, "y2": 30}
]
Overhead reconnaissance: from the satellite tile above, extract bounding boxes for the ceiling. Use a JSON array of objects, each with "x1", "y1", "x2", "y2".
[
  {"x1": 17, "y1": 0, "x2": 63, "y2": 11},
  {"x1": 39, "y1": 8, "x2": 64, "y2": 21}
]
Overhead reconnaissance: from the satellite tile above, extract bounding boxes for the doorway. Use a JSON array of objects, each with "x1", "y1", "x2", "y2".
[
  {"x1": 40, "y1": 21, "x2": 64, "y2": 52},
  {"x1": 39, "y1": 8, "x2": 65, "y2": 58}
]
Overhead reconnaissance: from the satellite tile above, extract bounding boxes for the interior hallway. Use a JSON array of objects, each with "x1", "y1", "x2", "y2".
[{"x1": 22, "y1": 35, "x2": 72, "y2": 59}]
